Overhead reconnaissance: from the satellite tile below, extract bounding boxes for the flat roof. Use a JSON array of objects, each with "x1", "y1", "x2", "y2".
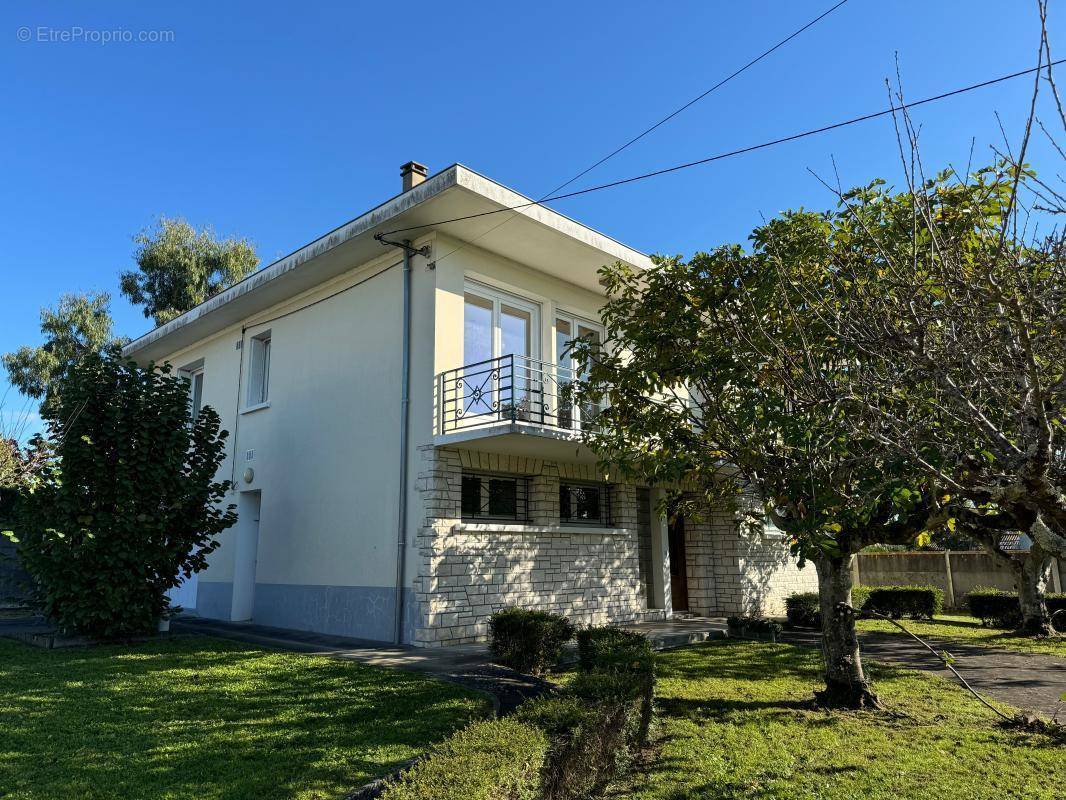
[{"x1": 123, "y1": 164, "x2": 651, "y2": 361}]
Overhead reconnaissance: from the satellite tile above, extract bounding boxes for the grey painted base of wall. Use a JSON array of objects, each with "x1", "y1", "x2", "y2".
[{"x1": 195, "y1": 581, "x2": 417, "y2": 644}]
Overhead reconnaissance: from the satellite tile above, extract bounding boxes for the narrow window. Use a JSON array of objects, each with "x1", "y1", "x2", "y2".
[
  {"x1": 247, "y1": 332, "x2": 271, "y2": 406},
  {"x1": 560, "y1": 482, "x2": 611, "y2": 526},
  {"x1": 189, "y1": 369, "x2": 205, "y2": 422}
]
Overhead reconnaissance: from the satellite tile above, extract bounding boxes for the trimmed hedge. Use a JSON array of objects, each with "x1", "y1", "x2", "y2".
[
  {"x1": 383, "y1": 623, "x2": 657, "y2": 800},
  {"x1": 489, "y1": 608, "x2": 576, "y2": 675},
  {"x1": 785, "y1": 587, "x2": 875, "y2": 629},
  {"x1": 968, "y1": 588, "x2": 1066, "y2": 631},
  {"x1": 726, "y1": 615, "x2": 782, "y2": 640},
  {"x1": 515, "y1": 690, "x2": 643, "y2": 800},
  {"x1": 862, "y1": 586, "x2": 943, "y2": 620},
  {"x1": 576, "y1": 626, "x2": 653, "y2": 676},
  {"x1": 380, "y1": 717, "x2": 549, "y2": 800}
]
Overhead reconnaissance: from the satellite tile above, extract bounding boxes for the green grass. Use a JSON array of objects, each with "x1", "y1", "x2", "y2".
[
  {"x1": 618, "y1": 640, "x2": 1063, "y2": 800},
  {"x1": 0, "y1": 635, "x2": 492, "y2": 800},
  {"x1": 856, "y1": 613, "x2": 1066, "y2": 658}
]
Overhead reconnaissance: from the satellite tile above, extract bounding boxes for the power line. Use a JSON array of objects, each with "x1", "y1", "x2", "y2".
[
  {"x1": 547, "y1": 0, "x2": 851, "y2": 199},
  {"x1": 422, "y1": 0, "x2": 851, "y2": 265},
  {"x1": 383, "y1": 58, "x2": 1065, "y2": 238}
]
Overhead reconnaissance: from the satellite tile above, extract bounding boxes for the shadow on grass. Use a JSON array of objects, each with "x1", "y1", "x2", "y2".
[{"x1": 0, "y1": 636, "x2": 488, "y2": 800}]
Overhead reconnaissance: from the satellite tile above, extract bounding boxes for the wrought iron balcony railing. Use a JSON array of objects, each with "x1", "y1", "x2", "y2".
[{"x1": 438, "y1": 353, "x2": 600, "y2": 435}]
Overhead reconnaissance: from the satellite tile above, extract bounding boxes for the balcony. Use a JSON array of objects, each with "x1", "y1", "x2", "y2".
[{"x1": 435, "y1": 354, "x2": 599, "y2": 461}]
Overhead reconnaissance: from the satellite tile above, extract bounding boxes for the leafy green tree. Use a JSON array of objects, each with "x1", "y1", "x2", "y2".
[
  {"x1": 785, "y1": 160, "x2": 1065, "y2": 636},
  {"x1": 573, "y1": 231, "x2": 933, "y2": 709},
  {"x1": 2, "y1": 292, "x2": 124, "y2": 417},
  {"x1": 120, "y1": 217, "x2": 259, "y2": 325},
  {"x1": 11, "y1": 352, "x2": 235, "y2": 638}
]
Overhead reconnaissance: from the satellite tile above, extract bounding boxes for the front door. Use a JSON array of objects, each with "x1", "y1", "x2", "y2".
[{"x1": 668, "y1": 515, "x2": 689, "y2": 612}]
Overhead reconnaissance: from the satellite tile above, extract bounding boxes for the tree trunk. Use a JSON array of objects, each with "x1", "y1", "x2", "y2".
[
  {"x1": 813, "y1": 553, "x2": 881, "y2": 709},
  {"x1": 1017, "y1": 543, "x2": 1054, "y2": 637},
  {"x1": 974, "y1": 529, "x2": 1053, "y2": 637}
]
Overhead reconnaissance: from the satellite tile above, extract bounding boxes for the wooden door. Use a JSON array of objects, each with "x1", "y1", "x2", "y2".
[{"x1": 668, "y1": 515, "x2": 689, "y2": 612}]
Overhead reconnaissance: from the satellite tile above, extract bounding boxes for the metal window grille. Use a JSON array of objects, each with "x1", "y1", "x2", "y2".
[
  {"x1": 559, "y1": 482, "x2": 612, "y2": 526},
  {"x1": 460, "y1": 471, "x2": 531, "y2": 523}
]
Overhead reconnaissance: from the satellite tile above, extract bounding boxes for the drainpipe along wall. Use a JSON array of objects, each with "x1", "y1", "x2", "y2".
[{"x1": 393, "y1": 241, "x2": 413, "y2": 644}]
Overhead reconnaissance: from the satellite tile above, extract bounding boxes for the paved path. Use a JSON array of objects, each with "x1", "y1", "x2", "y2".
[{"x1": 782, "y1": 627, "x2": 1066, "y2": 719}]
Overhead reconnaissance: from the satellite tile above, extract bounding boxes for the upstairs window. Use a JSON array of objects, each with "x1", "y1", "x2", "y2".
[
  {"x1": 247, "y1": 332, "x2": 271, "y2": 407},
  {"x1": 560, "y1": 482, "x2": 611, "y2": 526},
  {"x1": 461, "y1": 471, "x2": 530, "y2": 522}
]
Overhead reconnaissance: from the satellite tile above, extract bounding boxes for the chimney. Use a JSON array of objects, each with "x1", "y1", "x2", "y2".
[{"x1": 400, "y1": 161, "x2": 428, "y2": 192}]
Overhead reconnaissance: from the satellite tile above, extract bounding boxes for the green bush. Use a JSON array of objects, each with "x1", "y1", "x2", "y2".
[
  {"x1": 862, "y1": 585, "x2": 943, "y2": 620},
  {"x1": 967, "y1": 588, "x2": 1021, "y2": 628},
  {"x1": 726, "y1": 615, "x2": 782, "y2": 639},
  {"x1": 384, "y1": 625, "x2": 657, "y2": 800},
  {"x1": 489, "y1": 608, "x2": 575, "y2": 675},
  {"x1": 516, "y1": 692, "x2": 642, "y2": 800},
  {"x1": 576, "y1": 626, "x2": 653, "y2": 675},
  {"x1": 380, "y1": 718, "x2": 548, "y2": 800},
  {"x1": 785, "y1": 592, "x2": 820, "y2": 628},
  {"x1": 12, "y1": 354, "x2": 235, "y2": 638},
  {"x1": 965, "y1": 588, "x2": 1066, "y2": 631}
]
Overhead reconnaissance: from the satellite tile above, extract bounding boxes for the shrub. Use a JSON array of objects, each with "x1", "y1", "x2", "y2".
[
  {"x1": 727, "y1": 615, "x2": 783, "y2": 640},
  {"x1": 576, "y1": 626, "x2": 653, "y2": 675},
  {"x1": 387, "y1": 624, "x2": 657, "y2": 800},
  {"x1": 13, "y1": 354, "x2": 235, "y2": 638},
  {"x1": 516, "y1": 692, "x2": 642, "y2": 800},
  {"x1": 862, "y1": 585, "x2": 943, "y2": 620},
  {"x1": 967, "y1": 588, "x2": 1021, "y2": 628},
  {"x1": 967, "y1": 589, "x2": 1066, "y2": 631},
  {"x1": 785, "y1": 592, "x2": 820, "y2": 628},
  {"x1": 380, "y1": 718, "x2": 548, "y2": 800},
  {"x1": 489, "y1": 608, "x2": 575, "y2": 675}
]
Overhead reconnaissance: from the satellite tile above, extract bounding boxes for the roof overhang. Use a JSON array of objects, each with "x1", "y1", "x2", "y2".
[{"x1": 123, "y1": 164, "x2": 651, "y2": 362}]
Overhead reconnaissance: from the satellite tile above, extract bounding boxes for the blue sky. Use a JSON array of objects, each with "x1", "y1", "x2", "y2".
[{"x1": 1, "y1": 1, "x2": 1061, "y2": 439}]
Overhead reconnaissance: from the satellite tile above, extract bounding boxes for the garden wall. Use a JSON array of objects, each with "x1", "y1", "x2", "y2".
[{"x1": 855, "y1": 551, "x2": 1064, "y2": 608}]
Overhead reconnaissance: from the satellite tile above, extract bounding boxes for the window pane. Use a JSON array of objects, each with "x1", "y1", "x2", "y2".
[
  {"x1": 464, "y1": 293, "x2": 493, "y2": 365},
  {"x1": 461, "y1": 474, "x2": 482, "y2": 517},
  {"x1": 488, "y1": 479, "x2": 518, "y2": 517},
  {"x1": 500, "y1": 305, "x2": 531, "y2": 359},
  {"x1": 190, "y1": 372, "x2": 204, "y2": 422},
  {"x1": 560, "y1": 483, "x2": 606, "y2": 524},
  {"x1": 575, "y1": 486, "x2": 601, "y2": 520},
  {"x1": 555, "y1": 318, "x2": 572, "y2": 368}
]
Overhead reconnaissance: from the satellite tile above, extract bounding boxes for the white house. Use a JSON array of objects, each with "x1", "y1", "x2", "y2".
[{"x1": 126, "y1": 162, "x2": 815, "y2": 646}]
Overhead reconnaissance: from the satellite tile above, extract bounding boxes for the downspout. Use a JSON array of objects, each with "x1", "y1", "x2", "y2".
[{"x1": 393, "y1": 240, "x2": 413, "y2": 645}]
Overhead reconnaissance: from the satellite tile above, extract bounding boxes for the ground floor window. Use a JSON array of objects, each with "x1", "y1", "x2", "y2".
[
  {"x1": 559, "y1": 481, "x2": 611, "y2": 526},
  {"x1": 461, "y1": 471, "x2": 530, "y2": 522}
]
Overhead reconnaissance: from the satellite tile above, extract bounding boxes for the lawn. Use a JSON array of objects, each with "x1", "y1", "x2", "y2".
[
  {"x1": 856, "y1": 613, "x2": 1066, "y2": 658},
  {"x1": 618, "y1": 640, "x2": 1063, "y2": 800},
  {"x1": 0, "y1": 635, "x2": 491, "y2": 800}
]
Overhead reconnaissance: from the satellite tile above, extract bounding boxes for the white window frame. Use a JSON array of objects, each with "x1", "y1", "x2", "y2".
[
  {"x1": 463, "y1": 281, "x2": 541, "y2": 363},
  {"x1": 553, "y1": 311, "x2": 603, "y2": 369},
  {"x1": 553, "y1": 312, "x2": 604, "y2": 430},
  {"x1": 245, "y1": 332, "x2": 272, "y2": 410}
]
